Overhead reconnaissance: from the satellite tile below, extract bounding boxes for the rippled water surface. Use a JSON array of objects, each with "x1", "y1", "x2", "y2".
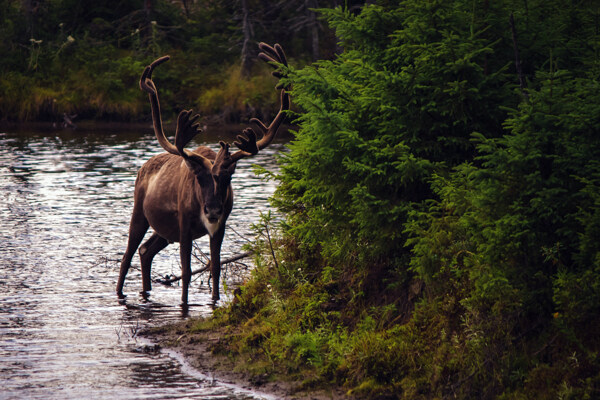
[{"x1": 0, "y1": 127, "x2": 285, "y2": 399}]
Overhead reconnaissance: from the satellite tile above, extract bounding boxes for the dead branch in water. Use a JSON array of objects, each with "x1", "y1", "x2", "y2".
[{"x1": 154, "y1": 251, "x2": 253, "y2": 285}]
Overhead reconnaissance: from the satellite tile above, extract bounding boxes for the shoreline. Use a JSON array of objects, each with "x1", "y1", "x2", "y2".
[
  {"x1": 141, "y1": 318, "x2": 348, "y2": 400},
  {"x1": 136, "y1": 336, "x2": 281, "y2": 400},
  {"x1": 0, "y1": 120, "x2": 295, "y2": 142},
  {"x1": 0, "y1": 120, "x2": 155, "y2": 133}
]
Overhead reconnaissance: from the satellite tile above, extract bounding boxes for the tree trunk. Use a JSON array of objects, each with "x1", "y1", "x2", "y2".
[
  {"x1": 240, "y1": 0, "x2": 253, "y2": 78},
  {"x1": 307, "y1": 0, "x2": 319, "y2": 61},
  {"x1": 22, "y1": 0, "x2": 34, "y2": 38},
  {"x1": 181, "y1": 0, "x2": 190, "y2": 19},
  {"x1": 144, "y1": 0, "x2": 153, "y2": 18}
]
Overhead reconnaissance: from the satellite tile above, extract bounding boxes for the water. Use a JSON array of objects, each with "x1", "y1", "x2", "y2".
[{"x1": 0, "y1": 126, "x2": 286, "y2": 399}]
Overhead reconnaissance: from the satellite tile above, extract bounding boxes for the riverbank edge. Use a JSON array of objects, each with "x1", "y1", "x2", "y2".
[
  {"x1": 141, "y1": 318, "x2": 348, "y2": 400},
  {"x1": 0, "y1": 120, "x2": 296, "y2": 143}
]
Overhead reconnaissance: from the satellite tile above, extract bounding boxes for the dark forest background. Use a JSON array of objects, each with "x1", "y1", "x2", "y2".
[{"x1": 0, "y1": 0, "x2": 363, "y2": 123}]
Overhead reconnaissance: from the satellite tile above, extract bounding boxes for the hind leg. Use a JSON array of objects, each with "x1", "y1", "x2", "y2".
[
  {"x1": 139, "y1": 233, "x2": 169, "y2": 293},
  {"x1": 117, "y1": 207, "x2": 149, "y2": 298}
]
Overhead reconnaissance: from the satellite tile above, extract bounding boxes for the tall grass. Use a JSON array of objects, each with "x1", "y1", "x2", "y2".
[
  {"x1": 0, "y1": 47, "x2": 280, "y2": 123},
  {"x1": 194, "y1": 63, "x2": 281, "y2": 123},
  {"x1": 0, "y1": 73, "x2": 58, "y2": 121}
]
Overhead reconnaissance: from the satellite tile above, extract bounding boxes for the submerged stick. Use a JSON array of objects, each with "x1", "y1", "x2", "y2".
[{"x1": 155, "y1": 251, "x2": 253, "y2": 285}]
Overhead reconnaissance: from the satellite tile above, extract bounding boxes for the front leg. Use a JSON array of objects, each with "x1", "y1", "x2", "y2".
[
  {"x1": 209, "y1": 226, "x2": 225, "y2": 301},
  {"x1": 179, "y1": 235, "x2": 193, "y2": 305}
]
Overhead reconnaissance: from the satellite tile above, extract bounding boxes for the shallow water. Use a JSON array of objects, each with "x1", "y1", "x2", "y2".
[{"x1": 0, "y1": 126, "x2": 285, "y2": 399}]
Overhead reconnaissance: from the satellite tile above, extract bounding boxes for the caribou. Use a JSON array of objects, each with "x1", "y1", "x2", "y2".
[{"x1": 116, "y1": 43, "x2": 289, "y2": 304}]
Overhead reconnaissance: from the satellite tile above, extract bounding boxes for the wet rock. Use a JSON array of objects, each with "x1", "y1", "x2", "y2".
[{"x1": 134, "y1": 344, "x2": 161, "y2": 354}]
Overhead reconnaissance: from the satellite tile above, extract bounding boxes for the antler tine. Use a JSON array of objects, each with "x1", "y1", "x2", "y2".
[
  {"x1": 140, "y1": 56, "x2": 170, "y2": 94},
  {"x1": 273, "y1": 44, "x2": 288, "y2": 67},
  {"x1": 175, "y1": 110, "x2": 201, "y2": 154},
  {"x1": 251, "y1": 89, "x2": 290, "y2": 150},
  {"x1": 258, "y1": 42, "x2": 288, "y2": 68},
  {"x1": 235, "y1": 128, "x2": 259, "y2": 154},
  {"x1": 258, "y1": 43, "x2": 277, "y2": 60},
  {"x1": 258, "y1": 42, "x2": 289, "y2": 90},
  {"x1": 174, "y1": 109, "x2": 213, "y2": 170},
  {"x1": 140, "y1": 56, "x2": 180, "y2": 157},
  {"x1": 217, "y1": 128, "x2": 258, "y2": 167}
]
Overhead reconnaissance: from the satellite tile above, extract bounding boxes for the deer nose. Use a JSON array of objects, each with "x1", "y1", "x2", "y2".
[{"x1": 203, "y1": 204, "x2": 222, "y2": 221}]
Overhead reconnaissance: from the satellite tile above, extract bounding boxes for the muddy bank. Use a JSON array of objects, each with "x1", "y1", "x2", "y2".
[{"x1": 141, "y1": 319, "x2": 348, "y2": 400}]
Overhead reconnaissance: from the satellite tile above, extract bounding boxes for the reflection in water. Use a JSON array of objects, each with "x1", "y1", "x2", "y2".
[{"x1": 0, "y1": 128, "x2": 285, "y2": 399}]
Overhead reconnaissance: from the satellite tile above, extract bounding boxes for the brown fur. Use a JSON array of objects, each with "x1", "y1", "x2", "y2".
[{"x1": 116, "y1": 44, "x2": 289, "y2": 305}]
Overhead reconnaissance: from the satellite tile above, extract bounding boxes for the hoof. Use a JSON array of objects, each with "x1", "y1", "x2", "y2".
[
  {"x1": 117, "y1": 291, "x2": 127, "y2": 300},
  {"x1": 180, "y1": 303, "x2": 190, "y2": 317},
  {"x1": 209, "y1": 299, "x2": 220, "y2": 310}
]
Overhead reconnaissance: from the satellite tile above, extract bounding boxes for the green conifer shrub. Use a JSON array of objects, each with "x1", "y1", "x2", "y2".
[
  {"x1": 220, "y1": 1, "x2": 600, "y2": 398},
  {"x1": 273, "y1": 1, "x2": 515, "y2": 281}
]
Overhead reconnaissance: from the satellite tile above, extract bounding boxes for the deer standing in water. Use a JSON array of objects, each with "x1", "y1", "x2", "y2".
[{"x1": 116, "y1": 43, "x2": 289, "y2": 304}]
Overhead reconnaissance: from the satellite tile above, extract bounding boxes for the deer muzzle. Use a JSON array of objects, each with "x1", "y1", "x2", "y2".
[{"x1": 203, "y1": 204, "x2": 222, "y2": 223}]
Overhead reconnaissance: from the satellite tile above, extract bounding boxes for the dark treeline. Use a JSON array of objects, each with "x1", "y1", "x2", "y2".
[{"x1": 0, "y1": 0, "x2": 363, "y2": 123}]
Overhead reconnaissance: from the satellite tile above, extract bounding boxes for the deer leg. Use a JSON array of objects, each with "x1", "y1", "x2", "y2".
[
  {"x1": 179, "y1": 236, "x2": 193, "y2": 305},
  {"x1": 139, "y1": 233, "x2": 169, "y2": 293},
  {"x1": 117, "y1": 208, "x2": 149, "y2": 298},
  {"x1": 209, "y1": 227, "x2": 225, "y2": 301}
]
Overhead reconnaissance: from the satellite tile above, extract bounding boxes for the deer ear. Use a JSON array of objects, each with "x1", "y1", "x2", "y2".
[
  {"x1": 183, "y1": 152, "x2": 213, "y2": 174},
  {"x1": 184, "y1": 158, "x2": 200, "y2": 174},
  {"x1": 226, "y1": 162, "x2": 237, "y2": 174},
  {"x1": 212, "y1": 141, "x2": 232, "y2": 173},
  {"x1": 184, "y1": 157, "x2": 204, "y2": 173}
]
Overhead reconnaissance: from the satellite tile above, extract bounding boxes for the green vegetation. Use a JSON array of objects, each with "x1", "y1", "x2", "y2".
[
  {"x1": 187, "y1": 1, "x2": 600, "y2": 399},
  {"x1": 0, "y1": 0, "x2": 351, "y2": 123}
]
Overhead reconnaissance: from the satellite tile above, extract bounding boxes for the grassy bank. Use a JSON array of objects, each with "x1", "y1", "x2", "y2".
[
  {"x1": 0, "y1": 52, "x2": 282, "y2": 125},
  {"x1": 144, "y1": 317, "x2": 347, "y2": 400},
  {"x1": 0, "y1": 0, "x2": 321, "y2": 125}
]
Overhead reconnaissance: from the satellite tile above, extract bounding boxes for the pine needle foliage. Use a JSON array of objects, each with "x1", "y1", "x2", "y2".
[
  {"x1": 211, "y1": 0, "x2": 600, "y2": 398},
  {"x1": 273, "y1": 1, "x2": 515, "y2": 276}
]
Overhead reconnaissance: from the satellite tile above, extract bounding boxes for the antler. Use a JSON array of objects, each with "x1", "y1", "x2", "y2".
[
  {"x1": 140, "y1": 56, "x2": 212, "y2": 170},
  {"x1": 223, "y1": 43, "x2": 291, "y2": 166},
  {"x1": 141, "y1": 45, "x2": 290, "y2": 171}
]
